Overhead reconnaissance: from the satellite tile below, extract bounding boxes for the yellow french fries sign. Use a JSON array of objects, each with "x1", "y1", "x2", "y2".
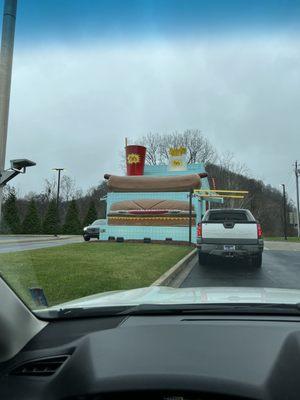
[{"x1": 168, "y1": 147, "x2": 187, "y2": 171}]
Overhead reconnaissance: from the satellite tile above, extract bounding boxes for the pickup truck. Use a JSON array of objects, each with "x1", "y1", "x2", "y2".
[{"x1": 197, "y1": 208, "x2": 264, "y2": 267}]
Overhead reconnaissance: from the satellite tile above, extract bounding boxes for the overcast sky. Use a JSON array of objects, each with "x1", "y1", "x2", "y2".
[{"x1": 2, "y1": 0, "x2": 300, "y2": 202}]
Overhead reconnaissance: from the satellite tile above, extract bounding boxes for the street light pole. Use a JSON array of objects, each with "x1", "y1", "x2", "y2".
[
  {"x1": 52, "y1": 168, "x2": 64, "y2": 236},
  {"x1": 0, "y1": 0, "x2": 18, "y2": 222},
  {"x1": 281, "y1": 184, "x2": 287, "y2": 241},
  {"x1": 295, "y1": 161, "x2": 300, "y2": 239}
]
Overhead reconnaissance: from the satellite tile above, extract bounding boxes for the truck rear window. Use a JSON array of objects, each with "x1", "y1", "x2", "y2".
[{"x1": 208, "y1": 211, "x2": 248, "y2": 221}]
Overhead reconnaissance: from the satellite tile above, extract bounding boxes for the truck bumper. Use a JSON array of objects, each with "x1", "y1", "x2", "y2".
[
  {"x1": 197, "y1": 239, "x2": 264, "y2": 258},
  {"x1": 83, "y1": 232, "x2": 99, "y2": 239}
]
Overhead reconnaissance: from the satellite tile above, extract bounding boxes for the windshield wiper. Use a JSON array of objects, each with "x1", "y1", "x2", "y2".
[
  {"x1": 117, "y1": 302, "x2": 300, "y2": 316},
  {"x1": 36, "y1": 305, "x2": 135, "y2": 319},
  {"x1": 36, "y1": 302, "x2": 300, "y2": 319}
]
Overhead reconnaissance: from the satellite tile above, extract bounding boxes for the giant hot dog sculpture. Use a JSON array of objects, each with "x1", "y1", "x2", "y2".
[
  {"x1": 104, "y1": 173, "x2": 207, "y2": 193},
  {"x1": 104, "y1": 173, "x2": 208, "y2": 227}
]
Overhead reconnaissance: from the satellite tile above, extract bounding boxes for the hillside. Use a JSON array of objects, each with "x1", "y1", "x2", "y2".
[{"x1": 206, "y1": 163, "x2": 294, "y2": 236}]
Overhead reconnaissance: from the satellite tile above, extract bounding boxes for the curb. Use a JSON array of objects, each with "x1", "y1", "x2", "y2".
[{"x1": 151, "y1": 248, "x2": 197, "y2": 287}]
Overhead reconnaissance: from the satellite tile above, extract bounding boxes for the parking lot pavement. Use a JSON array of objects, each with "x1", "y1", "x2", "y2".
[
  {"x1": 180, "y1": 249, "x2": 300, "y2": 290},
  {"x1": 264, "y1": 240, "x2": 300, "y2": 252}
]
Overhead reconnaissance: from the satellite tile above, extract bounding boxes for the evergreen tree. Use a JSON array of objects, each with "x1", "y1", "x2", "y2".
[
  {"x1": 43, "y1": 200, "x2": 60, "y2": 234},
  {"x1": 2, "y1": 190, "x2": 20, "y2": 233},
  {"x1": 83, "y1": 200, "x2": 98, "y2": 227},
  {"x1": 22, "y1": 199, "x2": 41, "y2": 234},
  {"x1": 63, "y1": 199, "x2": 81, "y2": 234}
]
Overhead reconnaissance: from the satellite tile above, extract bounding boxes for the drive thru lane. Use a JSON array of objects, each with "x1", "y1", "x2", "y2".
[{"x1": 180, "y1": 247, "x2": 300, "y2": 290}]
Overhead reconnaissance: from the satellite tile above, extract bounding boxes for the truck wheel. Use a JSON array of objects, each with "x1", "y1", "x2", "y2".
[
  {"x1": 251, "y1": 254, "x2": 262, "y2": 268},
  {"x1": 84, "y1": 235, "x2": 90, "y2": 242},
  {"x1": 198, "y1": 253, "x2": 208, "y2": 266}
]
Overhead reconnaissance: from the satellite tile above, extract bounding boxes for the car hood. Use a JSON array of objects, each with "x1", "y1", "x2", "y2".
[{"x1": 48, "y1": 286, "x2": 300, "y2": 310}]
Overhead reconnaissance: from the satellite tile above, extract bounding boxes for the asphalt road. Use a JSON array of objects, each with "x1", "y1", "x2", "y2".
[
  {"x1": 0, "y1": 237, "x2": 83, "y2": 253},
  {"x1": 181, "y1": 248, "x2": 300, "y2": 290},
  {"x1": 0, "y1": 236, "x2": 37, "y2": 241}
]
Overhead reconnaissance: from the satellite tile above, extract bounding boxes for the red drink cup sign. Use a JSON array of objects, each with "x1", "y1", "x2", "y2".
[{"x1": 126, "y1": 145, "x2": 146, "y2": 176}]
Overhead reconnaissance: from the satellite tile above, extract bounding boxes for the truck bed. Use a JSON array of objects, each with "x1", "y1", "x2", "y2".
[{"x1": 197, "y1": 209, "x2": 264, "y2": 265}]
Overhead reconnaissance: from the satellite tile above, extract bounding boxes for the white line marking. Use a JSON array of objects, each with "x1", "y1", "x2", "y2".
[{"x1": 264, "y1": 247, "x2": 270, "y2": 250}]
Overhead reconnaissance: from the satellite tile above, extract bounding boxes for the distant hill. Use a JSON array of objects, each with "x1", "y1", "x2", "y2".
[{"x1": 206, "y1": 163, "x2": 295, "y2": 236}]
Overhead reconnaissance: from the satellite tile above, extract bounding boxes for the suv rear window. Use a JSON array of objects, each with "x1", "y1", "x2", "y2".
[{"x1": 207, "y1": 211, "x2": 248, "y2": 221}]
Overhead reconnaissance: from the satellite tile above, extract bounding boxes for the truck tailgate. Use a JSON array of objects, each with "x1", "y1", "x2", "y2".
[{"x1": 202, "y1": 222, "x2": 258, "y2": 240}]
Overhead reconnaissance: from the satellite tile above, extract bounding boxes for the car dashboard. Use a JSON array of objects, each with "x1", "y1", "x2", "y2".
[{"x1": 1, "y1": 314, "x2": 300, "y2": 399}]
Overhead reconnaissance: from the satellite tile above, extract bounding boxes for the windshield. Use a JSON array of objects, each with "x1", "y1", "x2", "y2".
[
  {"x1": 0, "y1": 0, "x2": 299, "y2": 317},
  {"x1": 91, "y1": 220, "x2": 103, "y2": 226}
]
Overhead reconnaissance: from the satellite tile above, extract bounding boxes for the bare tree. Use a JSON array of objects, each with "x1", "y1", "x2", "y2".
[
  {"x1": 43, "y1": 177, "x2": 57, "y2": 201},
  {"x1": 1, "y1": 184, "x2": 16, "y2": 201},
  {"x1": 43, "y1": 175, "x2": 79, "y2": 202},
  {"x1": 73, "y1": 188, "x2": 83, "y2": 200},
  {"x1": 213, "y1": 151, "x2": 249, "y2": 207},
  {"x1": 134, "y1": 129, "x2": 217, "y2": 165},
  {"x1": 216, "y1": 151, "x2": 249, "y2": 176},
  {"x1": 60, "y1": 175, "x2": 77, "y2": 202},
  {"x1": 181, "y1": 130, "x2": 217, "y2": 164},
  {"x1": 142, "y1": 132, "x2": 161, "y2": 165}
]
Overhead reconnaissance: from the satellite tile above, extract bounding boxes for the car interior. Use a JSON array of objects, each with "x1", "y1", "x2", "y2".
[{"x1": 1, "y1": 278, "x2": 300, "y2": 400}]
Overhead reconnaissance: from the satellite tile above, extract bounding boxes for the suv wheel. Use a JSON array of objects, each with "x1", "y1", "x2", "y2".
[{"x1": 84, "y1": 235, "x2": 90, "y2": 242}]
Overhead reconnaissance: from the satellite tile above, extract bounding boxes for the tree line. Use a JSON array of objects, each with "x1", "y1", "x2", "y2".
[
  {"x1": 0, "y1": 130, "x2": 296, "y2": 236},
  {"x1": 0, "y1": 182, "x2": 107, "y2": 235}
]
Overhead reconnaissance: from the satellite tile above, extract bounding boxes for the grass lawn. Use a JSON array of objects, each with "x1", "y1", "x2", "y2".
[
  {"x1": 0, "y1": 242, "x2": 191, "y2": 308},
  {"x1": 265, "y1": 237, "x2": 300, "y2": 242}
]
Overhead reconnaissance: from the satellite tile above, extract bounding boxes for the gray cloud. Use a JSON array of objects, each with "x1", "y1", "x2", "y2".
[{"x1": 7, "y1": 34, "x2": 300, "y2": 201}]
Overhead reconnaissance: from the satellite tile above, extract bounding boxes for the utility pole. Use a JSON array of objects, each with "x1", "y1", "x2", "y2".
[
  {"x1": 54, "y1": 168, "x2": 64, "y2": 207},
  {"x1": 52, "y1": 168, "x2": 64, "y2": 237},
  {"x1": 0, "y1": 0, "x2": 18, "y2": 223},
  {"x1": 281, "y1": 183, "x2": 287, "y2": 241},
  {"x1": 295, "y1": 161, "x2": 300, "y2": 239}
]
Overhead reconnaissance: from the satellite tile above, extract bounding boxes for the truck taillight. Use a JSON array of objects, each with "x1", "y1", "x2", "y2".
[
  {"x1": 197, "y1": 223, "x2": 202, "y2": 238},
  {"x1": 257, "y1": 223, "x2": 263, "y2": 239}
]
